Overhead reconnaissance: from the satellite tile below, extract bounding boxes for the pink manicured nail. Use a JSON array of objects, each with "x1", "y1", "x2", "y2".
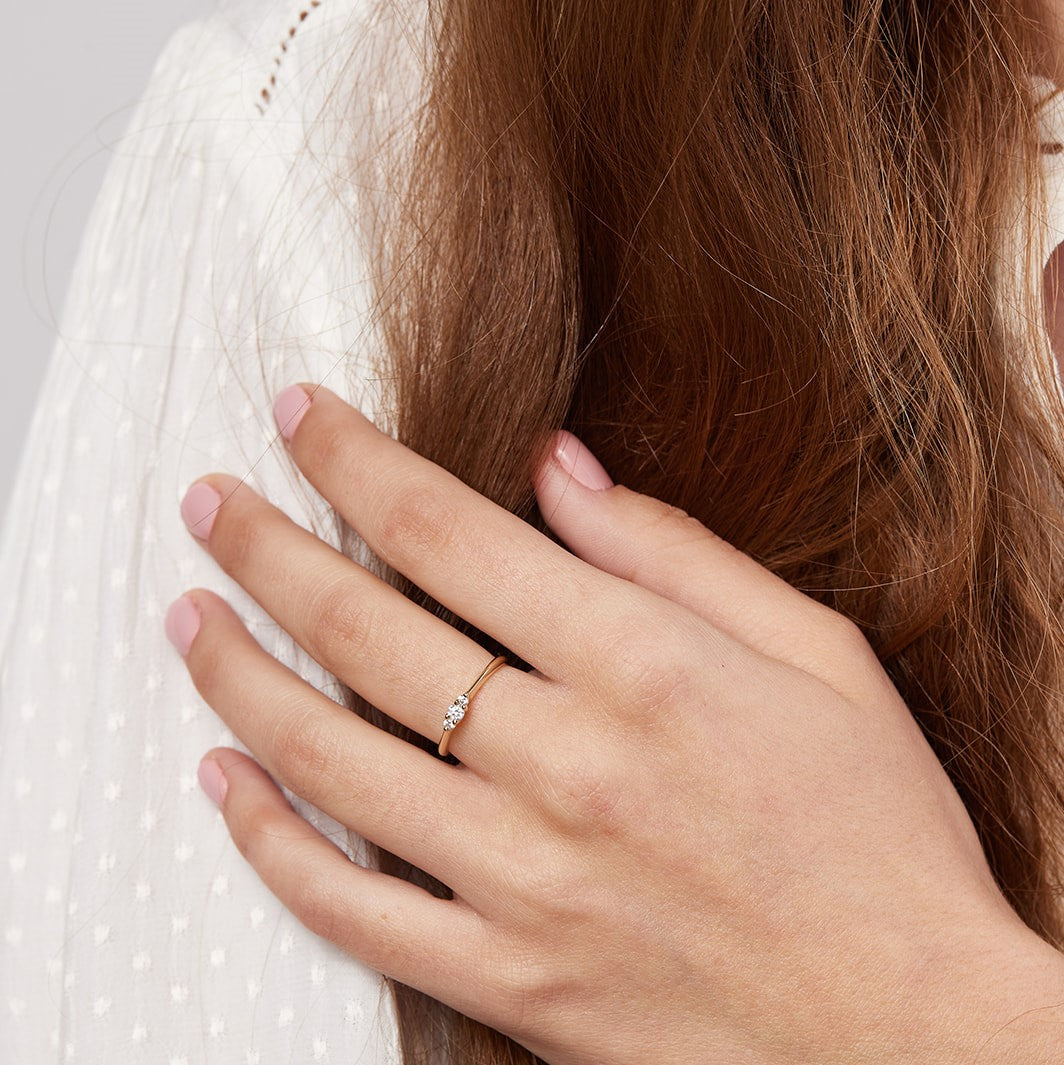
[
  {"x1": 180, "y1": 482, "x2": 221, "y2": 541},
  {"x1": 552, "y1": 430, "x2": 614, "y2": 491},
  {"x1": 273, "y1": 384, "x2": 312, "y2": 442},
  {"x1": 164, "y1": 594, "x2": 201, "y2": 657},
  {"x1": 197, "y1": 757, "x2": 228, "y2": 807}
]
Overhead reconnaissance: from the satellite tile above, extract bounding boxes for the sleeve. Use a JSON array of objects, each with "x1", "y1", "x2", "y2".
[{"x1": 0, "y1": 2, "x2": 407, "y2": 1060}]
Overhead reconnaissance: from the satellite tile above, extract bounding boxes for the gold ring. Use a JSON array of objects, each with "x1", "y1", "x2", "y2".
[{"x1": 438, "y1": 654, "x2": 508, "y2": 757}]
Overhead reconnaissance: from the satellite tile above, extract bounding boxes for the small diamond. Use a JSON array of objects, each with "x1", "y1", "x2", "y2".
[{"x1": 442, "y1": 694, "x2": 469, "y2": 732}]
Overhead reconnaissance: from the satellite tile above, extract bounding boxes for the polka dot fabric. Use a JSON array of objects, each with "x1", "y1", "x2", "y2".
[{"x1": 0, "y1": 0, "x2": 426, "y2": 1059}]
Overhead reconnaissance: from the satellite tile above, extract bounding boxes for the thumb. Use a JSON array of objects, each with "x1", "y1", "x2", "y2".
[{"x1": 532, "y1": 430, "x2": 878, "y2": 694}]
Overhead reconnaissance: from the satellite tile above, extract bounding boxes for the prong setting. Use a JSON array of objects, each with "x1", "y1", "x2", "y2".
[{"x1": 442, "y1": 694, "x2": 469, "y2": 732}]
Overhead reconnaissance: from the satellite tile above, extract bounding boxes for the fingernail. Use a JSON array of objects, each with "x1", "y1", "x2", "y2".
[
  {"x1": 165, "y1": 594, "x2": 201, "y2": 657},
  {"x1": 273, "y1": 384, "x2": 312, "y2": 442},
  {"x1": 552, "y1": 430, "x2": 614, "y2": 491},
  {"x1": 197, "y1": 756, "x2": 228, "y2": 807},
  {"x1": 180, "y1": 482, "x2": 221, "y2": 541}
]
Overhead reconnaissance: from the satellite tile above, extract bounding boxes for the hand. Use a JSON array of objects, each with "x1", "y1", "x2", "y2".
[{"x1": 165, "y1": 382, "x2": 1064, "y2": 1065}]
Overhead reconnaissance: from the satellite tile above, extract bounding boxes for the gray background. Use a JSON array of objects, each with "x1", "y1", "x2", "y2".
[{"x1": 2, "y1": 1, "x2": 215, "y2": 520}]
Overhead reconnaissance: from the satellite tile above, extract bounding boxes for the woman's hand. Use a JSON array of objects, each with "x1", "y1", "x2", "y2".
[{"x1": 165, "y1": 382, "x2": 1064, "y2": 1065}]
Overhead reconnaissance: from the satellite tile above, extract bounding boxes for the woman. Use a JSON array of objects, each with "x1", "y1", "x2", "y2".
[{"x1": 3, "y1": 0, "x2": 1063, "y2": 1061}]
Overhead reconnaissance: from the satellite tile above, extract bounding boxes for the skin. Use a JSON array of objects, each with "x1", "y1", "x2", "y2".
[
  {"x1": 1032, "y1": 0, "x2": 1064, "y2": 86},
  {"x1": 166, "y1": 382, "x2": 1064, "y2": 1065},
  {"x1": 1033, "y1": 0, "x2": 1064, "y2": 367}
]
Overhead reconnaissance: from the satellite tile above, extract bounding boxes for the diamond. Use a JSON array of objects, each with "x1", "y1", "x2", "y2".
[{"x1": 441, "y1": 694, "x2": 469, "y2": 732}]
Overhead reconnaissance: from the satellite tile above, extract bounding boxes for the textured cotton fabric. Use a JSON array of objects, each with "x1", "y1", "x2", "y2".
[
  {"x1": 0, "y1": 0, "x2": 422, "y2": 1059},
  {"x1": 2, "y1": 3, "x2": 1064, "y2": 1062}
]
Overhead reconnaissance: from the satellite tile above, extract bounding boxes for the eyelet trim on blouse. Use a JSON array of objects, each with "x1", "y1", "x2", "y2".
[{"x1": 255, "y1": 0, "x2": 323, "y2": 115}]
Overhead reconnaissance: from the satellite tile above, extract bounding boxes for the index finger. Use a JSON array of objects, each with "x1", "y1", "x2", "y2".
[{"x1": 273, "y1": 382, "x2": 660, "y2": 680}]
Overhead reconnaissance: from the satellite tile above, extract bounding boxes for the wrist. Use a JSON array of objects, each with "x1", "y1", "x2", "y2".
[
  {"x1": 935, "y1": 910, "x2": 1064, "y2": 1065},
  {"x1": 966, "y1": 923, "x2": 1064, "y2": 1065}
]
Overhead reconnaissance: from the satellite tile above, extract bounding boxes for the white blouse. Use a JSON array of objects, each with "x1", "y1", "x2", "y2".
[
  {"x1": 2, "y1": 2, "x2": 1063, "y2": 1061},
  {"x1": 0, "y1": 0, "x2": 421, "y2": 1059}
]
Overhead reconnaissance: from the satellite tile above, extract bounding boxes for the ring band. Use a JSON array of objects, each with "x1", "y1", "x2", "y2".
[{"x1": 438, "y1": 654, "x2": 508, "y2": 757}]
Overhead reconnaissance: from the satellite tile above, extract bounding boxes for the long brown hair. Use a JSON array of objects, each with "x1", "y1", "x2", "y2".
[{"x1": 313, "y1": 0, "x2": 1064, "y2": 1060}]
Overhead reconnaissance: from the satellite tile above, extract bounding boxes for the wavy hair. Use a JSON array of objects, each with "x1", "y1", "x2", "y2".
[{"x1": 309, "y1": 1, "x2": 1064, "y2": 1060}]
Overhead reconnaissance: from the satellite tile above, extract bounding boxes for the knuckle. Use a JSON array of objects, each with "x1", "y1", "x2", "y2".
[
  {"x1": 622, "y1": 485, "x2": 698, "y2": 531},
  {"x1": 309, "y1": 578, "x2": 382, "y2": 665},
  {"x1": 619, "y1": 491, "x2": 714, "y2": 578},
  {"x1": 584, "y1": 606, "x2": 696, "y2": 716},
  {"x1": 270, "y1": 709, "x2": 343, "y2": 803},
  {"x1": 534, "y1": 749, "x2": 628, "y2": 839},
  {"x1": 625, "y1": 650, "x2": 694, "y2": 718},
  {"x1": 291, "y1": 874, "x2": 345, "y2": 946},
  {"x1": 374, "y1": 478, "x2": 458, "y2": 570}
]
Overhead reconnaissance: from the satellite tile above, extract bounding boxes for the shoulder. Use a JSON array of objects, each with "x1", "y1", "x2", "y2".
[
  {"x1": 44, "y1": 0, "x2": 426, "y2": 552},
  {"x1": 74, "y1": 0, "x2": 424, "y2": 314},
  {"x1": 122, "y1": 0, "x2": 428, "y2": 232},
  {"x1": 139, "y1": 0, "x2": 388, "y2": 130}
]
